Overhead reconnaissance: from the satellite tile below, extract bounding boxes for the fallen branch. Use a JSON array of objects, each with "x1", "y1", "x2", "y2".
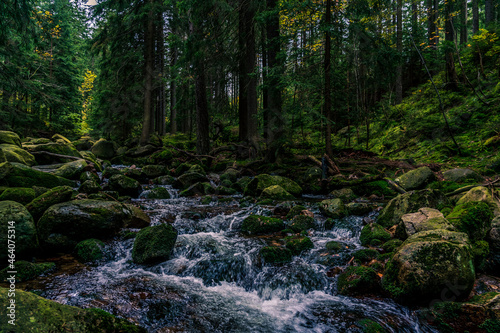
[
  {"x1": 323, "y1": 153, "x2": 341, "y2": 174},
  {"x1": 29, "y1": 151, "x2": 94, "y2": 165},
  {"x1": 384, "y1": 177, "x2": 406, "y2": 194},
  {"x1": 306, "y1": 155, "x2": 335, "y2": 176}
]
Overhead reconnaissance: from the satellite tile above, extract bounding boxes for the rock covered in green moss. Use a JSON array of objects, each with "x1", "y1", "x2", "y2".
[
  {"x1": 456, "y1": 186, "x2": 500, "y2": 216},
  {"x1": 79, "y1": 180, "x2": 102, "y2": 194},
  {"x1": 0, "y1": 201, "x2": 38, "y2": 262},
  {"x1": 220, "y1": 168, "x2": 239, "y2": 183},
  {"x1": 355, "y1": 319, "x2": 388, "y2": 333},
  {"x1": 80, "y1": 171, "x2": 100, "y2": 184},
  {"x1": 285, "y1": 205, "x2": 306, "y2": 220},
  {"x1": 0, "y1": 187, "x2": 36, "y2": 205},
  {"x1": 443, "y1": 168, "x2": 483, "y2": 183},
  {"x1": 153, "y1": 175, "x2": 175, "y2": 185},
  {"x1": 74, "y1": 239, "x2": 105, "y2": 263},
  {"x1": 347, "y1": 202, "x2": 373, "y2": 216},
  {"x1": 289, "y1": 215, "x2": 315, "y2": 232},
  {"x1": 325, "y1": 241, "x2": 345, "y2": 252},
  {"x1": 244, "y1": 174, "x2": 303, "y2": 197},
  {"x1": 132, "y1": 224, "x2": 178, "y2": 264},
  {"x1": 0, "y1": 130, "x2": 22, "y2": 147},
  {"x1": 353, "y1": 249, "x2": 379, "y2": 263},
  {"x1": 72, "y1": 136, "x2": 94, "y2": 151},
  {"x1": 91, "y1": 138, "x2": 116, "y2": 159},
  {"x1": 108, "y1": 174, "x2": 142, "y2": 197},
  {"x1": 488, "y1": 217, "x2": 500, "y2": 250},
  {"x1": 360, "y1": 223, "x2": 391, "y2": 246},
  {"x1": 38, "y1": 199, "x2": 133, "y2": 252},
  {"x1": 330, "y1": 188, "x2": 357, "y2": 203},
  {"x1": 180, "y1": 182, "x2": 214, "y2": 197},
  {"x1": 0, "y1": 261, "x2": 55, "y2": 282},
  {"x1": 377, "y1": 189, "x2": 449, "y2": 228},
  {"x1": 337, "y1": 266, "x2": 380, "y2": 296},
  {"x1": 141, "y1": 164, "x2": 169, "y2": 179},
  {"x1": 123, "y1": 204, "x2": 150, "y2": 228},
  {"x1": 241, "y1": 215, "x2": 284, "y2": 234},
  {"x1": 0, "y1": 162, "x2": 74, "y2": 188},
  {"x1": 381, "y1": 239, "x2": 403, "y2": 253},
  {"x1": 0, "y1": 287, "x2": 146, "y2": 332},
  {"x1": 260, "y1": 185, "x2": 294, "y2": 200},
  {"x1": 79, "y1": 151, "x2": 102, "y2": 171},
  {"x1": 284, "y1": 235, "x2": 314, "y2": 255},
  {"x1": 176, "y1": 172, "x2": 209, "y2": 189},
  {"x1": 447, "y1": 201, "x2": 493, "y2": 241},
  {"x1": 141, "y1": 186, "x2": 171, "y2": 199},
  {"x1": 319, "y1": 198, "x2": 348, "y2": 219},
  {"x1": 260, "y1": 246, "x2": 293, "y2": 264},
  {"x1": 25, "y1": 185, "x2": 73, "y2": 222},
  {"x1": 395, "y1": 166, "x2": 435, "y2": 191},
  {"x1": 24, "y1": 141, "x2": 82, "y2": 164},
  {"x1": 0, "y1": 143, "x2": 36, "y2": 166},
  {"x1": 395, "y1": 207, "x2": 455, "y2": 240},
  {"x1": 382, "y1": 229, "x2": 475, "y2": 304},
  {"x1": 52, "y1": 159, "x2": 88, "y2": 180},
  {"x1": 0, "y1": 148, "x2": 5, "y2": 163}
]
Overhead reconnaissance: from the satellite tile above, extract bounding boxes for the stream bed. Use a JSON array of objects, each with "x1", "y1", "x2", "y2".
[{"x1": 25, "y1": 185, "x2": 438, "y2": 332}]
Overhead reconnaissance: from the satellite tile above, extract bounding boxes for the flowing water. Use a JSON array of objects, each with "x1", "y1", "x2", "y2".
[{"x1": 31, "y1": 185, "x2": 438, "y2": 332}]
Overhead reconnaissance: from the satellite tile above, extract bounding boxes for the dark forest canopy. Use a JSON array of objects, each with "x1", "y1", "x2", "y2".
[{"x1": 1, "y1": 0, "x2": 499, "y2": 158}]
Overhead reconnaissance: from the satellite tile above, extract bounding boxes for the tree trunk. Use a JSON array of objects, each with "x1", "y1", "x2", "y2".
[
  {"x1": 195, "y1": 62, "x2": 210, "y2": 155},
  {"x1": 170, "y1": 46, "x2": 178, "y2": 134},
  {"x1": 428, "y1": 0, "x2": 437, "y2": 48},
  {"x1": 325, "y1": 0, "x2": 333, "y2": 158},
  {"x1": 485, "y1": 0, "x2": 494, "y2": 25},
  {"x1": 445, "y1": 0, "x2": 459, "y2": 91},
  {"x1": 472, "y1": 0, "x2": 479, "y2": 34},
  {"x1": 396, "y1": 0, "x2": 403, "y2": 104},
  {"x1": 262, "y1": 28, "x2": 269, "y2": 141},
  {"x1": 460, "y1": 0, "x2": 467, "y2": 45},
  {"x1": 140, "y1": 0, "x2": 155, "y2": 145}
]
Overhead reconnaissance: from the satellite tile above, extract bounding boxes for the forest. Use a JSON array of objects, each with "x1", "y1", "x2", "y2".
[{"x1": 1, "y1": 0, "x2": 500, "y2": 332}]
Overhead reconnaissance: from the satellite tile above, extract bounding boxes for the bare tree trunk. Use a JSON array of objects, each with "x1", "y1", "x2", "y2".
[
  {"x1": 140, "y1": 0, "x2": 155, "y2": 145},
  {"x1": 325, "y1": 0, "x2": 333, "y2": 158},
  {"x1": 396, "y1": 0, "x2": 403, "y2": 104},
  {"x1": 170, "y1": 46, "x2": 178, "y2": 134},
  {"x1": 485, "y1": 0, "x2": 494, "y2": 25},
  {"x1": 472, "y1": 0, "x2": 479, "y2": 34},
  {"x1": 262, "y1": 28, "x2": 269, "y2": 141},
  {"x1": 445, "y1": 0, "x2": 459, "y2": 91},
  {"x1": 460, "y1": 0, "x2": 467, "y2": 45},
  {"x1": 195, "y1": 63, "x2": 210, "y2": 154}
]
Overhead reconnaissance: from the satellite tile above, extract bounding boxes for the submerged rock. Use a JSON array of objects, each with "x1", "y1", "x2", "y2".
[
  {"x1": 319, "y1": 198, "x2": 348, "y2": 219},
  {"x1": 395, "y1": 166, "x2": 435, "y2": 191},
  {"x1": 132, "y1": 224, "x2": 178, "y2": 264}
]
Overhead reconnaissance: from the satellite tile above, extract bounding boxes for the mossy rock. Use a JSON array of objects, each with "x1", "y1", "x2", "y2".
[
  {"x1": 141, "y1": 165, "x2": 169, "y2": 179},
  {"x1": 0, "y1": 287, "x2": 146, "y2": 332},
  {"x1": 74, "y1": 239, "x2": 105, "y2": 263},
  {"x1": 353, "y1": 180, "x2": 396, "y2": 198},
  {"x1": 347, "y1": 202, "x2": 373, "y2": 216},
  {"x1": 260, "y1": 246, "x2": 293, "y2": 264},
  {"x1": 52, "y1": 159, "x2": 88, "y2": 180},
  {"x1": 382, "y1": 230, "x2": 475, "y2": 304},
  {"x1": 220, "y1": 168, "x2": 239, "y2": 183},
  {"x1": 330, "y1": 188, "x2": 357, "y2": 203},
  {"x1": 443, "y1": 168, "x2": 483, "y2": 183},
  {"x1": 395, "y1": 207, "x2": 455, "y2": 240},
  {"x1": 284, "y1": 235, "x2": 314, "y2": 255},
  {"x1": 241, "y1": 215, "x2": 284, "y2": 234},
  {"x1": 0, "y1": 187, "x2": 36, "y2": 205},
  {"x1": 319, "y1": 198, "x2": 348, "y2": 219},
  {"x1": 72, "y1": 136, "x2": 94, "y2": 151},
  {"x1": 80, "y1": 171, "x2": 100, "y2": 183},
  {"x1": 0, "y1": 148, "x2": 5, "y2": 163},
  {"x1": 51, "y1": 134, "x2": 72, "y2": 144},
  {"x1": 153, "y1": 175, "x2": 175, "y2": 185},
  {"x1": 285, "y1": 205, "x2": 306, "y2": 220},
  {"x1": 337, "y1": 266, "x2": 380, "y2": 296},
  {"x1": 0, "y1": 162, "x2": 74, "y2": 188},
  {"x1": 377, "y1": 189, "x2": 450, "y2": 228},
  {"x1": 355, "y1": 319, "x2": 387, "y2": 333},
  {"x1": 91, "y1": 138, "x2": 116, "y2": 160},
  {"x1": 244, "y1": 174, "x2": 303, "y2": 197},
  {"x1": 220, "y1": 179, "x2": 233, "y2": 188},
  {"x1": 79, "y1": 180, "x2": 102, "y2": 195},
  {"x1": 427, "y1": 180, "x2": 464, "y2": 195},
  {"x1": 395, "y1": 166, "x2": 435, "y2": 191},
  {"x1": 325, "y1": 241, "x2": 345, "y2": 252},
  {"x1": 381, "y1": 239, "x2": 403, "y2": 253},
  {"x1": 180, "y1": 182, "x2": 211, "y2": 197},
  {"x1": 456, "y1": 186, "x2": 500, "y2": 216},
  {"x1": 0, "y1": 201, "x2": 38, "y2": 262},
  {"x1": 0, "y1": 261, "x2": 55, "y2": 282},
  {"x1": 176, "y1": 171, "x2": 209, "y2": 189},
  {"x1": 360, "y1": 223, "x2": 391, "y2": 246},
  {"x1": 79, "y1": 151, "x2": 102, "y2": 171},
  {"x1": 108, "y1": 174, "x2": 142, "y2": 198},
  {"x1": 0, "y1": 130, "x2": 22, "y2": 147},
  {"x1": 447, "y1": 201, "x2": 494, "y2": 241},
  {"x1": 141, "y1": 186, "x2": 171, "y2": 199},
  {"x1": 215, "y1": 185, "x2": 236, "y2": 195},
  {"x1": 353, "y1": 249, "x2": 380, "y2": 263},
  {"x1": 122, "y1": 204, "x2": 150, "y2": 229},
  {"x1": 102, "y1": 167, "x2": 122, "y2": 179},
  {"x1": 26, "y1": 185, "x2": 73, "y2": 222},
  {"x1": 260, "y1": 185, "x2": 294, "y2": 200},
  {"x1": 234, "y1": 176, "x2": 252, "y2": 192},
  {"x1": 0, "y1": 143, "x2": 36, "y2": 166},
  {"x1": 289, "y1": 215, "x2": 315, "y2": 232},
  {"x1": 132, "y1": 224, "x2": 178, "y2": 264},
  {"x1": 24, "y1": 142, "x2": 82, "y2": 164}
]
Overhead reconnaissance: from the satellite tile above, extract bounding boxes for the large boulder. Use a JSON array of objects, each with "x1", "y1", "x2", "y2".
[
  {"x1": 52, "y1": 159, "x2": 88, "y2": 180},
  {"x1": 0, "y1": 162, "x2": 74, "y2": 188},
  {"x1": 108, "y1": 174, "x2": 142, "y2": 197},
  {"x1": 91, "y1": 138, "x2": 116, "y2": 159},
  {"x1": 447, "y1": 201, "x2": 494, "y2": 241},
  {"x1": 0, "y1": 187, "x2": 36, "y2": 205},
  {"x1": 0, "y1": 201, "x2": 38, "y2": 263},
  {"x1": 0, "y1": 130, "x2": 22, "y2": 147},
  {"x1": 337, "y1": 266, "x2": 381, "y2": 296},
  {"x1": 382, "y1": 229, "x2": 475, "y2": 304},
  {"x1": 79, "y1": 151, "x2": 102, "y2": 171},
  {"x1": 244, "y1": 174, "x2": 303, "y2": 197},
  {"x1": 0, "y1": 288, "x2": 146, "y2": 332},
  {"x1": 0, "y1": 144, "x2": 36, "y2": 166},
  {"x1": 132, "y1": 224, "x2": 178, "y2": 264},
  {"x1": 443, "y1": 168, "x2": 483, "y2": 183},
  {"x1": 141, "y1": 165, "x2": 169, "y2": 179},
  {"x1": 24, "y1": 141, "x2": 82, "y2": 164},
  {"x1": 260, "y1": 185, "x2": 294, "y2": 201},
  {"x1": 37, "y1": 200, "x2": 136, "y2": 252},
  {"x1": 319, "y1": 198, "x2": 348, "y2": 219},
  {"x1": 72, "y1": 136, "x2": 94, "y2": 151},
  {"x1": 123, "y1": 204, "x2": 150, "y2": 228},
  {"x1": 456, "y1": 186, "x2": 500, "y2": 216},
  {"x1": 360, "y1": 223, "x2": 391, "y2": 246},
  {"x1": 25, "y1": 185, "x2": 73, "y2": 222},
  {"x1": 176, "y1": 172, "x2": 208, "y2": 189},
  {"x1": 377, "y1": 189, "x2": 450, "y2": 228},
  {"x1": 395, "y1": 208, "x2": 456, "y2": 240},
  {"x1": 395, "y1": 166, "x2": 435, "y2": 191}
]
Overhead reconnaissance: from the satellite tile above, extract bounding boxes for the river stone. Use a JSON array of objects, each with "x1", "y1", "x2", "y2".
[
  {"x1": 25, "y1": 186, "x2": 73, "y2": 222},
  {"x1": 446, "y1": 201, "x2": 494, "y2": 241},
  {"x1": 153, "y1": 175, "x2": 175, "y2": 185},
  {"x1": 319, "y1": 198, "x2": 348, "y2": 219},
  {"x1": 0, "y1": 162, "x2": 75, "y2": 188},
  {"x1": 382, "y1": 229, "x2": 475, "y2": 304},
  {"x1": 346, "y1": 202, "x2": 373, "y2": 216},
  {"x1": 79, "y1": 180, "x2": 102, "y2": 194},
  {"x1": 395, "y1": 208, "x2": 455, "y2": 240},
  {"x1": 395, "y1": 166, "x2": 435, "y2": 191},
  {"x1": 0, "y1": 261, "x2": 55, "y2": 282},
  {"x1": 123, "y1": 204, "x2": 150, "y2": 228},
  {"x1": 72, "y1": 136, "x2": 94, "y2": 151},
  {"x1": 80, "y1": 171, "x2": 100, "y2": 183},
  {"x1": 456, "y1": 186, "x2": 500, "y2": 216},
  {"x1": 91, "y1": 138, "x2": 116, "y2": 159},
  {"x1": 0, "y1": 130, "x2": 22, "y2": 147},
  {"x1": 141, "y1": 186, "x2": 171, "y2": 199},
  {"x1": 0, "y1": 143, "x2": 36, "y2": 166},
  {"x1": 108, "y1": 174, "x2": 142, "y2": 197},
  {"x1": 52, "y1": 159, "x2": 88, "y2": 180},
  {"x1": 360, "y1": 223, "x2": 391, "y2": 246},
  {"x1": 220, "y1": 168, "x2": 239, "y2": 183},
  {"x1": 260, "y1": 185, "x2": 294, "y2": 200},
  {"x1": 79, "y1": 150, "x2": 102, "y2": 171},
  {"x1": 260, "y1": 246, "x2": 293, "y2": 264},
  {"x1": 443, "y1": 168, "x2": 483, "y2": 183},
  {"x1": 176, "y1": 172, "x2": 209, "y2": 189},
  {"x1": 132, "y1": 224, "x2": 178, "y2": 264},
  {"x1": 285, "y1": 205, "x2": 306, "y2": 220},
  {"x1": 337, "y1": 266, "x2": 381, "y2": 296},
  {"x1": 0, "y1": 201, "x2": 38, "y2": 263},
  {"x1": 141, "y1": 165, "x2": 169, "y2": 179},
  {"x1": 0, "y1": 187, "x2": 36, "y2": 205},
  {"x1": 0, "y1": 287, "x2": 146, "y2": 332},
  {"x1": 244, "y1": 174, "x2": 303, "y2": 197},
  {"x1": 284, "y1": 235, "x2": 314, "y2": 255},
  {"x1": 377, "y1": 189, "x2": 450, "y2": 228},
  {"x1": 330, "y1": 188, "x2": 357, "y2": 203},
  {"x1": 289, "y1": 215, "x2": 315, "y2": 232},
  {"x1": 38, "y1": 199, "x2": 134, "y2": 252},
  {"x1": 241, "y1": 215, "x2": 285, "y2": 234},
  {"x1": 74, "y1": 238, "x2": 105, "y2": 263}
]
